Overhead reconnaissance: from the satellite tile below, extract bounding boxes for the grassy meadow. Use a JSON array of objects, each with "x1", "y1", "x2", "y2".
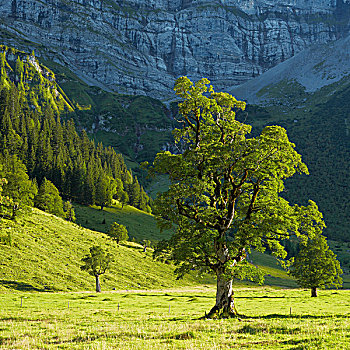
[
  {"x1": 0, "y1": 287, "x2": 349, "y2": 349},
  {"x1": 1, "y1": 206, "x2": 350, "y2": 349}
]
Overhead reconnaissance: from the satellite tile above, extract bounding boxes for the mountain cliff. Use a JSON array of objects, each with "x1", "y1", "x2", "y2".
[{"x1": 1, "y1": 0, "x2": 350, "y2": 98}]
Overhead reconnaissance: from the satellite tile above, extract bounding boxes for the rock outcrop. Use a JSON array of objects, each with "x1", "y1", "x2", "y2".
[{"x1": 1, "y1": 0, "x2": 350, "y2": 98}]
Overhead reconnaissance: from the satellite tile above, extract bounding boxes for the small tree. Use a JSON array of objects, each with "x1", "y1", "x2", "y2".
[
  {"x1": 119, "y1": 190, "x2": 129, "y2": 209},
  {"x1": 81, "y1": 246, "x2": 111, "y2": 292},
  {"x1": 95, "y1": 174, "x2": 113, "y2": 210},
  {"x1": 109, "y1": 222, "x2": 128, "y2": 244},
  {"x1": 142, "y1": 239, "x2": 151, "y2": 252},
  {"x1": 289, "y1": 234, "x2": 343, "y2": 297},
  {"x1": 64, "y1": 200, "x2": 76, "y2": 222},
  {"x1": 0, "y1": 178, "x2": 14, "y2": 218}
]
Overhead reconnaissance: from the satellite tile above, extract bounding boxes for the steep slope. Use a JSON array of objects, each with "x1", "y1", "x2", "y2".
[
  {"x1": 0, "y1": 45, "x2": 73, "y2": 113},
  {"x1": 42, "y1": 59, "x2": 174, "y2": 161},
  {"x1": 0, "y1": 206, "x2": 312, "y2": 292},
  {"x1": 0, "y1": 45, "x2": 174, "y2": 165},
  {"x1": 0, "y1": 208, "x2": 203, "y2": 292},
  {"x1": 0, "y1": 0, "x2": 348, "y2": 98},
  {"x1": 231, "y1": 35, "x2": 350, "y2": 242},
  {"x1": 230, "y1": 34, "x2": 350, "y2": 103}
]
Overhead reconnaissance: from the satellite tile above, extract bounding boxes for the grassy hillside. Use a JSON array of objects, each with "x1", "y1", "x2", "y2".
[
  {"x1": 0, "y1": 208, "x2": 207, "y2": 293},
  {"x1": 74, "y1": 202, "x2": 172, "y2": 242},
  {"x1": 74, "y1": 202, "x2": 350, "y2": 289},
  {"x1": 3, "y1": 204, "x2": 340, "y2": 293}
]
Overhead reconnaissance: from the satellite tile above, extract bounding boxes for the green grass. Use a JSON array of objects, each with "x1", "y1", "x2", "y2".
[
  {"x1": 0, "y1": 208, "x2": 202, "y2": 292},
  {"x1": 0, "y1": 287, "x2": 349, "y2": 349},
  {"x1": 74, "y1": 202, "x2": 172, "y2": 242}
]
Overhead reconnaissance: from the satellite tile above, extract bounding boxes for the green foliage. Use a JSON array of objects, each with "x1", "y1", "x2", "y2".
[
  {"x1": 0, "y1": 154, "x2": 37, "y2": 209},
  {"x1": 242, "y1": 78, "x2": 350, "y2": 242},
  {"x1": 0, "y1": 47, "x2": 73, "y2": 113},
  {"x1": 108, "y1": 222, "x2": 129, "y2": 244},
  {"x1": 95, "y1": 174, "x2": 114, "y2": 210},
  {"x1": 0, "y1": 177, "x2": 14, "y2": 218},
  {"x1": 0, "y1": 231, "x2": 13, "y2": 246},
  {"x1": 81, "y1": 245, "x2": 111, "y2": 277},
  {"x1": 34, "y1": 178, "x2": 64, "y2": 217},
  {"x1": 148, "y1": 77, "x2": 325, "y2": 314},
  {"x1": 289, "y1": 234, "x2": 343, "y2": 293},
  {"x1": 63, "y1": 200, "x2": 76, "y2": 222},
  {"x1": 81, "y1": 245, "x2": 112, "y2": 292}
]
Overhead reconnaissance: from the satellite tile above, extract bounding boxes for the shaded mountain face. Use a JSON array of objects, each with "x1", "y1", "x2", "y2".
[
  {"x1": 1, "y1": 0, "x2": 349, "y2": 98},
  {"x1": 230, "y1": 33, "x2": 350, "y2": 242}
]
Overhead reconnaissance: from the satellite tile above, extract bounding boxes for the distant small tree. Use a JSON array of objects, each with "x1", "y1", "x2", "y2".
[
  {"x1": 0, "y1": 178, "x2": 14, "y2": 218},
  {"x1": 64, "y1": 200, "x2": 76, "y2": 222},
  {"x1": 81, "y1": 246, "x2": 111, "y2": 292},
  {"x1": 142, "y1": 239, "x2": 151, "y2": 252},
  {"x1": 119, "y1": 190, "x2": 129, "y2": 209},
  {"x1": 109, "y1": 222, "x2": 128, "y2": 244},
  {"x1": 289, "y1": 234, "x2": 343, "y2": 297}
]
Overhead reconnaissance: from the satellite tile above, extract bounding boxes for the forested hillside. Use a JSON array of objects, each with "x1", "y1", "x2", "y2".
[
  {"x1": 235, "y1": 79, "x2": 350, "y2": 242},
  {"x1": 0, "y1": 46, "x2": 151, "y2": 214},
  {"x1": 40, "y1": 59, "x2": 174, "y2": 162}
]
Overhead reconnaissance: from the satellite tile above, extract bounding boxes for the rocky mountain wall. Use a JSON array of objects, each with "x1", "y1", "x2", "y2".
[{"x1": 1, "y1": 0, "x2": 349, "y2": 98}]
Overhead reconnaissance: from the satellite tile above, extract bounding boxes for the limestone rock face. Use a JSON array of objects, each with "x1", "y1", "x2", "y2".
[{"x1": 1, "y1": 0, "x2": 349, "y2": 98}]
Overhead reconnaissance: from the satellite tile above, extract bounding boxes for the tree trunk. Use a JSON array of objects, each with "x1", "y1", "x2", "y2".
[
  {"x1": 207, "y1": 268, "x2": 237, "y2": 318},
  {"x1": 311, "y1": 287, "x2": 317, "y2": 297},
  {"x1": 95, "y1": 275, "x2": 101, "y2": 292}
]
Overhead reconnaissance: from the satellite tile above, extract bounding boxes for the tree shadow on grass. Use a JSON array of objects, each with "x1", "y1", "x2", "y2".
[
  {"x1": 0, "y1": 280, "x2": 49, "y2": 292},
  {"x1": 247, "y1": 313, "x2": 349, "y2": 320},
  {"x1": 234, "y1": 296, "x2": 299, "y2": 299}
]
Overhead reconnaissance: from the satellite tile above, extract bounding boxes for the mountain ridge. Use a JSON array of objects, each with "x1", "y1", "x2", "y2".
[{"x1": 1, "y1": 0, "x2": 349, "y2": 98}]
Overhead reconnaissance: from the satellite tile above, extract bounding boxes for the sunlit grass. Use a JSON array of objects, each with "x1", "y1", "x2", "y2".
[{"x1": 0, "y1": 287, "x2": 349, "y2": 349}]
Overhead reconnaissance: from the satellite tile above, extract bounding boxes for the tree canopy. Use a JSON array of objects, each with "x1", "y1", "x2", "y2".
[
  {"x1": 80, "y1": 245, "x2": 111, "y2": 292},
  {"x1": 289, "y1": 234, "x2": 343, "y2": 297},
  {"x1": 148, "y1": 77, "x2": 325, "y2": 318},
  {"x1": 34, "y1": 178, "x2": 64, "y2": 217},
  {"x1": 109, "y1": 222, "x2": 129, "y2": 244}
]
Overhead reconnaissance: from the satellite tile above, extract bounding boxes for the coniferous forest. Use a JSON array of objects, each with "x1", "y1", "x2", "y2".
[{"x1": 0, "y1": 48, "x2": 151, "y2": 217}]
